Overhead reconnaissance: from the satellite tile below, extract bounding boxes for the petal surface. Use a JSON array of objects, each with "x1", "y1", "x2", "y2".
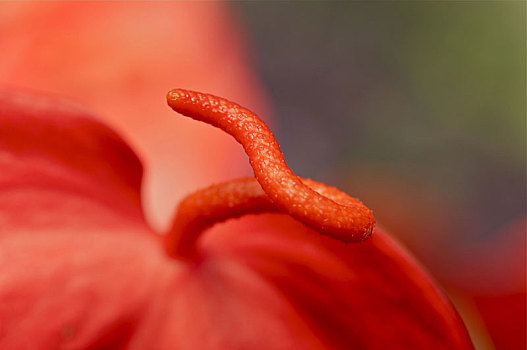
[
  {"x1": 123, "y1": 216, "x2": 474, "y2": 350},
  {"x1": 0, "y1": 89, "x2": 145, "y2": 229},
  {"x1": 0, "y1": 90, "x2": 166, "y2": 349}
]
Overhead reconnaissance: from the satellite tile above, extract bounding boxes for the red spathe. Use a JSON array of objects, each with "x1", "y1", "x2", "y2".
[{"x1": 0, "y1": 90, "x2": 473, "y2": 349}]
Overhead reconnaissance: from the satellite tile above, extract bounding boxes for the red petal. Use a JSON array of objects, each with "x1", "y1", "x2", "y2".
[
  {"x1": 0, "y1": 90, "x2": 167, "y2": 348},
  {"x1": 0, "y1": 228, "x2": 168, "y2": 349},
  {"x1": 158, "y1": 215, "x2": 473, "y2": 350},
  {"x1": 0, "y1": 89, "x2": 145, "y2": 229}
]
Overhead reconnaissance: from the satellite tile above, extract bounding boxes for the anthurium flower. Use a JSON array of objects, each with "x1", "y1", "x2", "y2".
[{"x1": 0, "y1": 88, "x2": 473, "y2": 349}]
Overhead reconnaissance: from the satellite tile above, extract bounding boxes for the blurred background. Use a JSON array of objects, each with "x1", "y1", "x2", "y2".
[
  {"x1": 233, "y1": 3, "x2": 526, "y2": 349},
  {"x1": 0, "y1": 2, "x2": 525, "y2": 349}
]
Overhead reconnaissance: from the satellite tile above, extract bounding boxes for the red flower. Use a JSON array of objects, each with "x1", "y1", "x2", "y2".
[{"x1": 0, "y1": 88, "x2": 473, "y2": 349}]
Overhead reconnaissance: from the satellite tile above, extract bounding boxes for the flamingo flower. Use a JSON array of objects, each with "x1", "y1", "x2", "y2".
[{"x1": 0, "y1": 87, "x2": 473, "y2": 349}]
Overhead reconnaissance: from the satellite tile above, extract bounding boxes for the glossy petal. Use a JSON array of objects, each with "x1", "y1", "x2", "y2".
[
  {"x1": 0, "y1": 89, "x2": 145, "y2": 229},
  {"x1": 181, "y1": 215, "x2": 475, "y2": 350}
]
